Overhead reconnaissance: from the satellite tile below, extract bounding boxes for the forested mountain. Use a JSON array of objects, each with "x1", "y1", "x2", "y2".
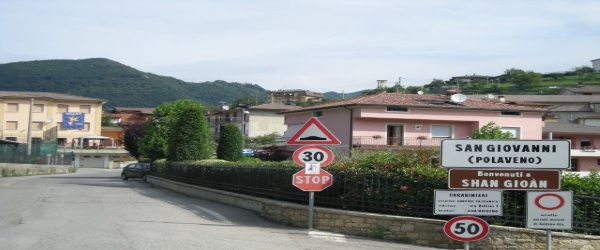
[
  {"x1": 0, "y1": 58, "x2": 268, "y2": 109},
  {"x1": 322, "y1": 91, "x2": 362, "y2": 99}
]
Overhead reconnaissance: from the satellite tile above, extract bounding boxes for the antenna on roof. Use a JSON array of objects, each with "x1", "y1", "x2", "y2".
[{"x1": 450, "y1": 93, "x2": 467, "y2": 103}]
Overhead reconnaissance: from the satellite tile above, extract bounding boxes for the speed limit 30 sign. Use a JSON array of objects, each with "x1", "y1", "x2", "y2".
[
  {"x1": 292, "y1": 145, "x2": 334, "y2": 167},
  {"x1": 443, "y1": 216, "x2": 489, "y2": 242}
]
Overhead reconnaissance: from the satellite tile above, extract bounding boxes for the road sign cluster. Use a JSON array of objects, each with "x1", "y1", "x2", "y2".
[
  {"x1": 439, "y1": 139, "x2": 573, "y2": 243},
  {"x1": 287, "y1": 118, "x2": 340, "y2": 192}
]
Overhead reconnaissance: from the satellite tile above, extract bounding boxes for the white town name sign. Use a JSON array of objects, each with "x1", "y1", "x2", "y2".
[{"x1": 440, "y1": 139, "x2": 570, "y2": 169}]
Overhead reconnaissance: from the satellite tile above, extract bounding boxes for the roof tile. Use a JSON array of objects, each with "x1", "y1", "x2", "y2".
[{"x1": 281, "y1": 93, "x2": 543, "y2": 113}]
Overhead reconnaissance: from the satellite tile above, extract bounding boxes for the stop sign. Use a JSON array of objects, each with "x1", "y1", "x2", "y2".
[{"x1": 292, "y1": 169, "x2": 333, "y2": 191}]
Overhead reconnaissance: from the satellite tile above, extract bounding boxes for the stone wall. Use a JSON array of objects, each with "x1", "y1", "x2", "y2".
[
  {"x1": 148, "y1": 176, "x2": 600, "y2": 250},
  {"x1": 0, "y1": 163, "x2": 74, "y2": 177}
]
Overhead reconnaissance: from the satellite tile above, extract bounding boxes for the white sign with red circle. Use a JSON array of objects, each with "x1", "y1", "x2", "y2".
[
  {"x1": 292, "y1": 145, "x2": 334, "y2": 167},
  {"x1": 526, "y1": 191, "x2": 573, "y2": 229},
  {"x1": 443, "y1": 216, "x2": 490, "y2": 242}
]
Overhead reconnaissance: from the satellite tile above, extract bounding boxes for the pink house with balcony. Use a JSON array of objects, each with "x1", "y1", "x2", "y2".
[{"x1": 281, "y1": 92, "x2": 545, "y2": 156}]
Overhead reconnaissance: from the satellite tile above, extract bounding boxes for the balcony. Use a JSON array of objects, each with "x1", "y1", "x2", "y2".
[
  {"x1": 571, "y1": 146, "x2": 600, "y2": 157},
  {"x1": 209, "y1": 117, "x2": 247, "y2": 126},
  {"x1": 352, "y1": 136, "x2": 443, "y2": 149},
  {"x1": 56, "y1": 142, "x2": 128, "y2": 154}
]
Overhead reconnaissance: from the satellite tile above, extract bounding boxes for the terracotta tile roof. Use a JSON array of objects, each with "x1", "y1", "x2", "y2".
[
  {"x1": 112, "y1": 107, "x2": 155, "y2": 114},
  {"x1": 249, "y1": 103, "x2": 301, "y2": 111},
  {"x1": 0, "y1": 91, "x2": 107, "y2": 103},
  {"x1": 279, "y1": 93, "x2": 544, "y2": 113}
]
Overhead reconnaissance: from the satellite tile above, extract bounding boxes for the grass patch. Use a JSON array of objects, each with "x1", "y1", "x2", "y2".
[
  {"x1": 371, "y1": 225, "x2": 386, "y2": 239},
  {"x1": 1, "y1": 168, "x2": 10, "y2": 177},
  {"x1": 396, "y1": 236, "x2": 412, "y2": 244}
]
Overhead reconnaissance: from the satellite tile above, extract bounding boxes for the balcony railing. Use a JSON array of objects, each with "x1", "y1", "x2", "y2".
[
  {"x1": 352, "y1": 136, "x2": 444, "y2": 148},
  {"x1": 4, "y1": 139, "x2": 124, "y2": 150},
  {"x1": 208, "y1": 117, "x2": 247, "y2": 126}
]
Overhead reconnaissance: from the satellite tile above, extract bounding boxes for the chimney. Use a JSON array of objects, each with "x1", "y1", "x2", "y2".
[
  {"x1": 498, "y1": 95, "x2": 506, "y2": 103},
  {"x1": 445, "y1": 88, "x2": 458, "y2": 97}
]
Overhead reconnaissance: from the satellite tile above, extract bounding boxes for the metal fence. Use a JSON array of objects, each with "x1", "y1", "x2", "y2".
[
  {"x1": 152, "y1": 164, "x2": 600, "y2": 235},
  {"x1": 0, "y1": 142, "x2": 67, "y2": 164}
]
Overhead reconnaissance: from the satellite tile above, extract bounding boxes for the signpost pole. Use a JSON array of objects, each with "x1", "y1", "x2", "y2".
[
  {"x1": 546, "y1": 230, "x2": 551, "y2": 250},
  {"x1": 308, "y1": 191, "x2": 314, "y2": 230},
  {"x1": 464, "y1": 242, "x2": 469, "y2": 250}
]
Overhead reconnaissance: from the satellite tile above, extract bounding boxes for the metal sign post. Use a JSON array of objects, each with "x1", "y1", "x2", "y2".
[
  {"x1": 546, "y1": 229, "x2": 551, "y2": 250},
  {"x1": 308, "y1": 191, "x2": 314, "y2": 229}
]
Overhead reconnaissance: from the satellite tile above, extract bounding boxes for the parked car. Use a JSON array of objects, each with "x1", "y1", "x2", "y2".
[
  {"x1": 121, "y1": 163, "x2": 151, "y2": 181},
  {"x1": 243, "y1": 149, "x2": 255, "y2": 157}
]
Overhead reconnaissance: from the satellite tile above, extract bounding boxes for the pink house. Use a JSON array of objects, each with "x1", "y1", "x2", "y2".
[{"x1": 281, "y1": 92, "x2": 545, "y2": 155}]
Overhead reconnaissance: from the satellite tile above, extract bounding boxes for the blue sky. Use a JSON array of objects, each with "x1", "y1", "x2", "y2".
[{"x1": 1, "y1": 0, "x2": 599, "y2": 93}]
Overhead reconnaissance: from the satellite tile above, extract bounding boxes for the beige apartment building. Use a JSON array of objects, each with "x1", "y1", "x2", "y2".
[
  {"x1": 0, "y1": 91, "x2": 129, "y2": 168},
  {"x1": 265, "y1": 89, "x2": 323, "y2": 105},
  {"x1": 0, "y1": 91, "x2": 105, "y2": 144}
]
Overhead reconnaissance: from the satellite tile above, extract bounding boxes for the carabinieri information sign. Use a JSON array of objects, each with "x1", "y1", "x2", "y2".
[
  {"x1": 440, "y1": 139, "x2": 571, "y2": 169},
  {"x1": 434, "y1": 190, "x2": 503, "y2": 216}
]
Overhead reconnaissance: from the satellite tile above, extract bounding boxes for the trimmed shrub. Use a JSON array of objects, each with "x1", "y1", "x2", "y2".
[
  {"x1": 216, "y1": 124, "x2": 244, "y2": 161},
  {"x1": 167, "y1": 100, "x2": 213, "y2": 162}
]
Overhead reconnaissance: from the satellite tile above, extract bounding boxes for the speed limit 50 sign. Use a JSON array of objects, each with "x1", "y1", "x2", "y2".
[
  {"x1": 292, "y1": 145, "x2": 334, "y2": 167},
  {"x1": 443, "y1": 216, "x2": 489, "y2": 242}
]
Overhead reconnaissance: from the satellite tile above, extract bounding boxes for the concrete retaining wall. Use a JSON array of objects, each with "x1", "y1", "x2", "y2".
[
  {"x1": 0, "y1": 163, "x2": 74, "y2": 177},
  {"x1": 148, "y1": 176, "x2": 600, "y2": 250}
]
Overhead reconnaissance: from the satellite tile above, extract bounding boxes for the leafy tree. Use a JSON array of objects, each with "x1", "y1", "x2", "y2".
[
  {"x1": 166, "y1": 100, "x2": 212, "y2": 162},
  {"x1": 361, "y1": 88, "x2": 388, "y2": 96},
  {"x1": 428, "y1": 79, "x2": 446, "y2": 87},
  {"x1": 138, "y1": 103, "x2": 174, "y2": 161},
  {"x1": 230, "y1": 96, "x2": 264, "y2": 108},
  {"x1": 121, "y1": 121, "x2": 146, "y2": 159},
  {"x1": 404, "y1": 86, "x2": 423, "y2": 94},
  {"x1": 503, "y1": 68, "x2": 542, "y2": 91},
  {"x1": 245, "y1": 132, "x2": 281, "y2": 146},
  {"x1": 545, "y1": 72, "x2": 564, "y2": 81},
  {"x1": 470, "y1": 122, "x2": 513, "y2": 139},
  {"x1": 101, "y1": 114, "x2": 117, "y2": 127},
  {"x1": 216, "y1": 124, "x2": 244, "y2": 161},
  {"x1": 484, "y1": 84, "x2": 503, "y2": 95},
  {"x1": 572, "y1": 66, "x2": 596, "y2": 80}
]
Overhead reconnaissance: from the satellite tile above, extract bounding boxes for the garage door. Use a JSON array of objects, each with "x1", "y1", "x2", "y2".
[{"x1": 80, "y1": 155, "x2": 104, "y2": 168}]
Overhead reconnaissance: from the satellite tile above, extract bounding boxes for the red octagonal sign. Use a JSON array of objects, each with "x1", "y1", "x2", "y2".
[{"x1": 292, "y1": 169, "x2": 333, "y2": 192}]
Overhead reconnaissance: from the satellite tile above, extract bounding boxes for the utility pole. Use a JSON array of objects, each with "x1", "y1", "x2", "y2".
[
  {"x1": 26, "y1": 98, "x2": 33, "y2": 155},
  {"x1": 396, "y1": 77, "x2": 402, "y2": 93}
]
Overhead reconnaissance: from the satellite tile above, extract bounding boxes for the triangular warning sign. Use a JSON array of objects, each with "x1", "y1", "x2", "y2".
[{"x1": 287, "y1": 118, "x2": 341, "y2": 145}]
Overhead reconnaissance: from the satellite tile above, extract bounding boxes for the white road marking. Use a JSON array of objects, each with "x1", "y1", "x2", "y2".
[
  {"x1": 309, "y1": 231, "x2": 347, "y2": 242},
  {"x1": 192, "y1": 205, "x2": 232, "y2": 224}
]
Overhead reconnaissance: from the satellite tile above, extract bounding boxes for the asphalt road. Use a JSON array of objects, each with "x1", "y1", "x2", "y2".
[{"x1": 0, "y1": 169, "x2": 449, "y2": 250}]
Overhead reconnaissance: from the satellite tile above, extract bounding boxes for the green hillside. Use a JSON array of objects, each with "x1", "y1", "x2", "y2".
[{"x1": 0, "y1": 58, "x2": 267, "y2": 109}]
